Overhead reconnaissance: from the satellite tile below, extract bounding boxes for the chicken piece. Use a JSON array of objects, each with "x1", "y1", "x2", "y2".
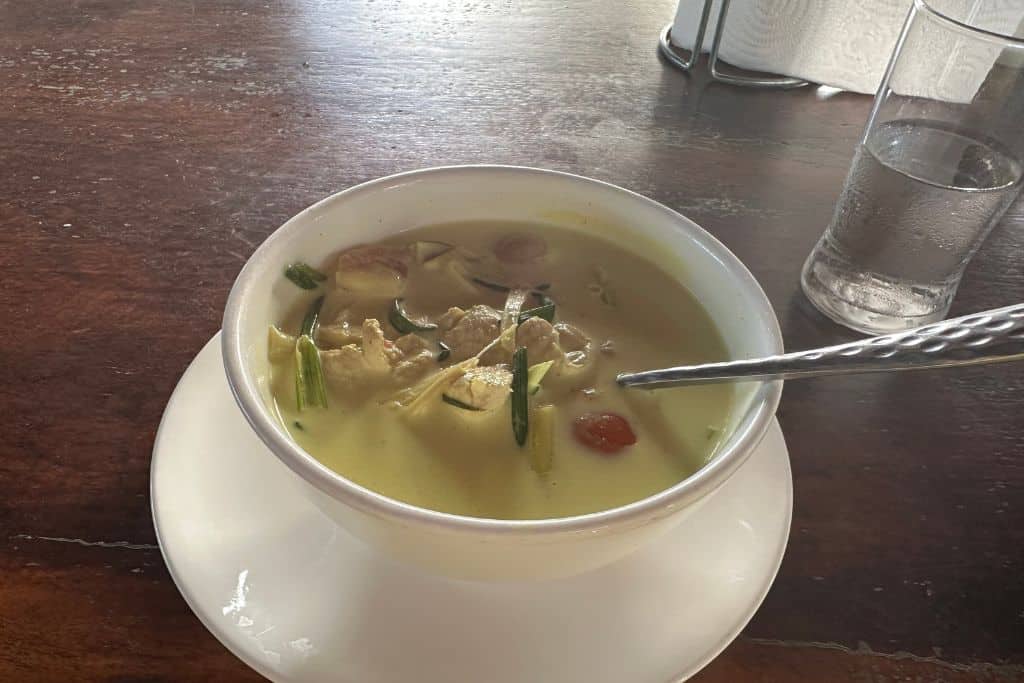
[
  {"x1": 439, "y1": 304, "x2": 502, "y2": 361},
  {"x1": 554, "y1": 322, "x2": 589, "y2": 352},
  {"x1": 516, "y1": 317, "x2": 563, "y2": 364},
  {"x1": 316, "y1": 321, "x2": 361, "y2": 349},
  {"x1": 334, "y1": 245, "x2": 409, "y2": 299},
  {"x1": 395, "y1": 333, "x2": 432, "y2": 356},
  {"x1": 320, "y1": 319, "x2": 394, "y2": 391},
  {"x1": 436, "y1": 306, "x2": 466, "y2": 333},
  {"x1": 393, "y1": 350, "x2": 436, "y2": 385},
  {"x1": 361, "y1": 319, "x2": 396, "y2": 371},
  {"x1": 321, "y1": 345, "x2": 373, "y2": 389},
  {"x1": 478, "y1": 339, "x2": 514, "y2": 366},
  {"x1": 540, "y1": 322, "x2": 598, "y2": 391},
  {"x1": 443, "y1": 365, "x2": 513, "y2": 411},
  {"x1": 390, "y1": 334, "x2": 435, "y2": 385}
]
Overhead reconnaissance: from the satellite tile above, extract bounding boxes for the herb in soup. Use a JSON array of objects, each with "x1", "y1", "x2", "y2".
[{"x1": 284, "y1": 262, "x2": 327, "y2": 290}]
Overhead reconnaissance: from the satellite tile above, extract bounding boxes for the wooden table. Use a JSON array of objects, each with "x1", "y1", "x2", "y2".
[{"x1": 3, "y1": 0, "x2": 1022, "y2": 680}]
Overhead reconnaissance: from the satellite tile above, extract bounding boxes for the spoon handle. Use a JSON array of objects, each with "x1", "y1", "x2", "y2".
[{"x1": 617, "y1": 303, "x2": 1024, "y2": 388}]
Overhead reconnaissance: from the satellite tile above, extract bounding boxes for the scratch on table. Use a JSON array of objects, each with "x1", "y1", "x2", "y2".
[
  {"x1": 674, "y1": 196, "x2": 777, "y2": 219},
  {"x1": 745, "y1": 637, "x2": 1024, "y2": 675},
  {"x1": 10, "y1": 534, "x2": 158, "y2": 551},
  {"x1": 203, "y1": 55, "x2": 248, "y2": 71},
  {"x1": 227, "y1": 222, "x2": 258, "y2": 248}
]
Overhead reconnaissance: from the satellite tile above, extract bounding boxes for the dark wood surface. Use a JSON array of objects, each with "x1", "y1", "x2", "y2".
[{"x1": 2, "y1": 0, "x2": 1022, "y2": 680}]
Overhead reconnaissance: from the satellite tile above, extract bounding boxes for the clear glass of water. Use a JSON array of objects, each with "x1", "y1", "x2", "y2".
[{"x1": 801, "y1": 0, "x2": 1024, "y2": 334}]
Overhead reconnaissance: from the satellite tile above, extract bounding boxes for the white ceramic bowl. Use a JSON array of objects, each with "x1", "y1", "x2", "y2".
[{"x1": 222, "y1": 166, "x2": 783, "y2": 581}]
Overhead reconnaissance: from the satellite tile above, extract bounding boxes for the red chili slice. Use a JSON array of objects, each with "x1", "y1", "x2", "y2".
[
  {"x1": 493, "y1": 234, "x2": 547, "y2": 264},
  {"x1": 336, "y1": 245, "x2": 409, "y2": 276},
  {"x1": 573, "y1": 412, "x2": 637, "y2": 454}
]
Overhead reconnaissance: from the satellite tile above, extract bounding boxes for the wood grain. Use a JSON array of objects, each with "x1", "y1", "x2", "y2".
[{"x1": 1, "y1": 0, "x2": 1022, "y2": 680}]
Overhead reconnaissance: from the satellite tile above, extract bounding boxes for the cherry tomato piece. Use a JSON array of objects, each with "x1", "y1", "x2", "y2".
[{"x1": 573, "y1": 412, "x2": 637, "y2": 454}]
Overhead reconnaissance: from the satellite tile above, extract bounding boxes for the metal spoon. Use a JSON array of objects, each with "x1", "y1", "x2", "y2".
[{"x1": 617, "y1": 303, "x2": 1024, "y2": 389}]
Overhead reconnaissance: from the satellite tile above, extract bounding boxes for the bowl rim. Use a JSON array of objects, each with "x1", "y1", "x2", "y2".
[{"x1": 222, "y1": 164, "x2": 783, "y2": 537}]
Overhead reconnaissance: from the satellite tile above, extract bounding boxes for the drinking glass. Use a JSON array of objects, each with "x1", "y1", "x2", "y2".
[{"x1": 801, "y1": 0, "x2": 1024, "y2": 334}]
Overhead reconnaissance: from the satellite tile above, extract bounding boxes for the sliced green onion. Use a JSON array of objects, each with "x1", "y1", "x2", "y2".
[
  {"x1": 300, "y1": 295, "x2": 325, "y2": 337},
  {"x1": 527, "y1": 360, "x2": 554, "y2": 395},
  {"x1": 442, "y1": 394, "x2": 483, "y2": 411},
  {"x1": 529, "y1": 404, "x2": 554, "y2": 474},
  {"x1": 518, "y1": 301, "x2": 556, "y2": 324},
  {"x1": 437, "y1": 341, "x2": 451, "y2": 362},
  {"x1": 388, "y1": 298, "x2": 438, "y2": 334},
  {"x1": 511, "y1": 347, "x2": 529, "y2": 446},
  {"x1": 295, "y1": 334, "x2": 328, "y2": 411},
  {"x1": 285, "y1": 262, "x2": 327, "y2": 290}
]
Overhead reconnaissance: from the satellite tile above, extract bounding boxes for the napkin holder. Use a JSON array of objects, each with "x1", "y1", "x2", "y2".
[{"x1": 659, "y1": 0, "x2": 807, "y2": 89}]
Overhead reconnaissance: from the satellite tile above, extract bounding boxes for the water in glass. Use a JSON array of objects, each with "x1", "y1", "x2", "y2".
[{"x1": 802, "y1": 118, "x2": 1022, "y2": 333}]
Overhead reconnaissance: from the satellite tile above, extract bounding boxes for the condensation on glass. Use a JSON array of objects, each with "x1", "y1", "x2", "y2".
[{"x1": 801, "y1": 0, "x2": 1024, "y2": 334}]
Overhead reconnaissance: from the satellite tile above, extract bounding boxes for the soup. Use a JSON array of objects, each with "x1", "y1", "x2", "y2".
[{"x1": 268, "y1": 221, "x2": 735, "y2": 519}]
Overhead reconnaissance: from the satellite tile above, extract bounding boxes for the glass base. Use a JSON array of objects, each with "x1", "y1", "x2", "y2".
[{"x1": 800, "y1": 245, "x2": 957, "y2": 336}]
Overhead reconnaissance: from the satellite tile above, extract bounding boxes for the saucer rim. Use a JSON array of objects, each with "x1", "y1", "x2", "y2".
[{"x1": 152, "y1": 333, "x2": 792, "y2": 683}]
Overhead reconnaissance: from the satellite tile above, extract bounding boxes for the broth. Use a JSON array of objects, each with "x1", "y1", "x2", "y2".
[{"x1": 269, "y1": 221, "x2": 735, "y2": 519}]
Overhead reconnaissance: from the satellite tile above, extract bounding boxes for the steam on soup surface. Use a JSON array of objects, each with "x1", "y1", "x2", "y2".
[{"x1": 268, "y1": 221, "x2": 735, "y2": 519}]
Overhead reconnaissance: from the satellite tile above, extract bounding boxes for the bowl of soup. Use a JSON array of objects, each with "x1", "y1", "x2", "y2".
[{"x1": 222, "y1": 165, "x2": 782, "y2": 580}]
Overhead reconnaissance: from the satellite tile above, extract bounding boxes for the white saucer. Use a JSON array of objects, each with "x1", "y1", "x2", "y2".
[{"x1": 152, "y1": 334, "x2": 792, "y2": 683}]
